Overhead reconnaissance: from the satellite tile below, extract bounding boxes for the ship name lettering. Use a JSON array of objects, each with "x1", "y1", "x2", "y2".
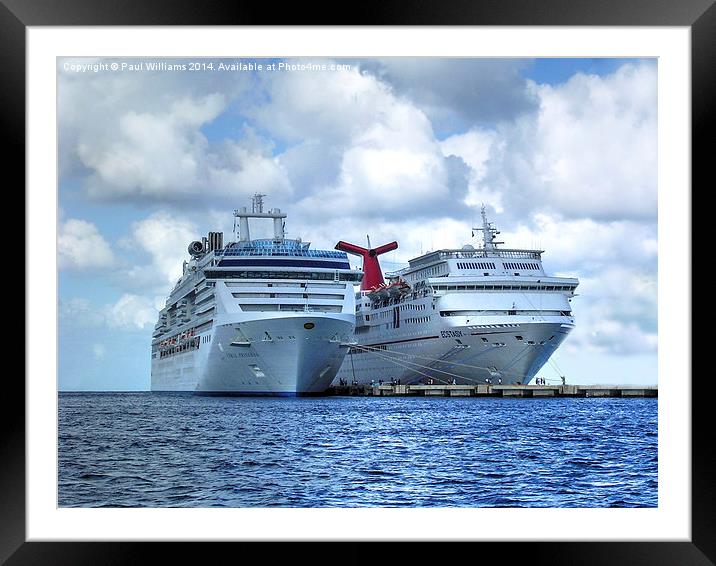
[{"x1": 441, "y1": 330, "x2": 464, "y2": 338}]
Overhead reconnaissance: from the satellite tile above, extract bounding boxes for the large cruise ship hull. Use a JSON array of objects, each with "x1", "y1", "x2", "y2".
[
  {"x1": 152, "y1": 314, "x2": 353, "y2": 395},
  {"x1": 335, "y1": 319, "x2": 574, "y2": 386}
]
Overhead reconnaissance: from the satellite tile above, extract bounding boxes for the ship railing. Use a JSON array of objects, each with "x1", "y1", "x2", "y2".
[
  {"x1": 216, "y1": 247, "x2": 347, "y2": 259},
  {"x1": 401, "y1": 250, "x2": 543, "y2": 271}
]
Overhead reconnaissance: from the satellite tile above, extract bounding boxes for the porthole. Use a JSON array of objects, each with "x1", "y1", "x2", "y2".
[{"x1": 304, "y1": 322, "x2": 315, "y2": 330}]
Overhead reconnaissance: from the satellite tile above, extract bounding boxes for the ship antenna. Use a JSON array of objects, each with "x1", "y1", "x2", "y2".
[
  {"x1": 252, "y1": 193, "x2": 266, "y2": 213},
  {"x1": 476, "y1": 204, "x2": 503, "y2": 250}
]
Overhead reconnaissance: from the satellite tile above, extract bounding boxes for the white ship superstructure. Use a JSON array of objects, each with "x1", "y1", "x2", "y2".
[
  {"x1": 334, "y1": 207, "x2": 579, "y2": 386},
  {"x1": 151, "y1": 194, "x2": 362, "y2": 395}
]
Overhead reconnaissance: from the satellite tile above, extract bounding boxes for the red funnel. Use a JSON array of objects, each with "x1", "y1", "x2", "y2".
[{"x1": 335, "y1": 240, "x2": 398, "y2": 291}]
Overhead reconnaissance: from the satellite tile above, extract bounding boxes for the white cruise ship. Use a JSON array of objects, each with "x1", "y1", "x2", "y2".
[
  {"x1": 333, "y1": 207, "x2": 579, "y2": 386},
  {"x1": 151, "y1": 194, "x2": 362, "y2": 395}
]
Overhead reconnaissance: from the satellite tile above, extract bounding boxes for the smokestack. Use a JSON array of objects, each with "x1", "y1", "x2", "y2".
[
  {"x1": 208, "y1": 231, "x2": 223, "y2": 252},
  {"x1": 335, "y1": 240, "x2": 398, "y2": 291}
]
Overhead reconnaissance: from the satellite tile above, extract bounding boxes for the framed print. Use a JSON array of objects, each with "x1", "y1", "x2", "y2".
[{"x1": 9, "y1": 0, "x2": 712, "y2": 563}]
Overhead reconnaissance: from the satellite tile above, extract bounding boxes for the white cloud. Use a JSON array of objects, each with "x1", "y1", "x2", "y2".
[
  {"x1": 59, "y1": 64, "x2": 287, "y2": 204},
  {"x1": 440, "y1": 130, "x2": 502, "y2": 211},
  {"x1": 250, "y1": 62, "x2": 466, "y2": 220},
  {"x1": 104, "y1": 293, "x2": 158, "y2": 330},
  {"x1": 92, "y1": 343, "x2": 106, "y2": 359},
  {"x1": 59, "y1": 297, "x2": 106, "y2": 327},
  {"x1": 58, "y1": 219, "x2": 115, "y2": 270},
  {"x1": 565, "y1": 267, "x2": 657, "y2": 356},
  {"x1": 252, "y1": 62, "x2": 393, "y2": 144},
  {"x1": 501, "y1": 213, "x2": 658, "y2": 272},
  {"x1": 121, "y1": 211, "x2": 200, "y2": 293},
  {"x1": 78, "y1": 94, "x2": 225, "y2": 199},
  {"x1": 441, "y1": 62, "x2": 657, "y2": 222},
  {"x1": 60, "y1": 294, "x2": 164, "y2": 334},
  {"x1": 359, "y1": 58, "x2": 538, "y2": 129},
  {"x1": 495, "y1": 214, "x2": 658, "y2": 356},
  {"x1": 206, "y1": 136, "x2": 292, "y2": 201}
]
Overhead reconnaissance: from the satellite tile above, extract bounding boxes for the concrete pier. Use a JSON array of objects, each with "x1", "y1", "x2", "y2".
[{"x1": 326, "y1": 384, "x2": 657, "y2": 398}]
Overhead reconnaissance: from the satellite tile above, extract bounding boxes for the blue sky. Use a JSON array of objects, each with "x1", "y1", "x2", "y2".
[{"x1": 57, "y1": 57, "x2": 657, "y2": 390}]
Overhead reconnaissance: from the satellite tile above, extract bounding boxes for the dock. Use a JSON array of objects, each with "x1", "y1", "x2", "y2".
[{"x1": 326, "y1": 384, "x2": 657, "y2": 398}]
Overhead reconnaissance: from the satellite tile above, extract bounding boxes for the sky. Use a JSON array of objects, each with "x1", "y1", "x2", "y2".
[{"x1": 57, "y1": 57, "x2": 658, "y2": 391}]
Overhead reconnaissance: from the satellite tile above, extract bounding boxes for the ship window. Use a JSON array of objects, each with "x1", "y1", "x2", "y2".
[{"x1": 515, "y1": 336, "x2": 523, "y2": 340}]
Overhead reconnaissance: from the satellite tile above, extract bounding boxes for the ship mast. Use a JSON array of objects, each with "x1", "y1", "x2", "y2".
[
  {"x1": 474, "y1": 205, "x2": 504, "y2": 250},
  {"x1": 233, "y1": 193, "x2": 287, "y2": 242}
]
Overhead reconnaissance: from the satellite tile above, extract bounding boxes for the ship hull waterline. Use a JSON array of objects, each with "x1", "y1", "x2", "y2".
[
  {"x1": 152, "y1": 315, "x2": 354, "y2": 396},
  {"x1": 335, "y1": 320, "x2": 573, "y2": 386}
]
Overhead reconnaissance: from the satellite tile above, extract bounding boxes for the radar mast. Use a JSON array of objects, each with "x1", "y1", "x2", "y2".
[
  {"x1": 474, "y1": 205, "x2": 504, "y2": 250},
  {"x1": 233, "y1": 193, "x2": 287, "y2": 242}
]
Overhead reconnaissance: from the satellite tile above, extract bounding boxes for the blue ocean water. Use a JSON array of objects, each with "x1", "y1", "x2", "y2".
[{"x1": 58, "y1": 393, "x2": 657, "y2": 508}]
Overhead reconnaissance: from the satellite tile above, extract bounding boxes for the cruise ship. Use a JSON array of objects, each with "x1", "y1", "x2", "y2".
[
  {"x1": 151, "y1": 194, "x2": 362, "y2": 395},
  {"x1": 333, "y1": 207, "x2": 579, "y2": 386}
]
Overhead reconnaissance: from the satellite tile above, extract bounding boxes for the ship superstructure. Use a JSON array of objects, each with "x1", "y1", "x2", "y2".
[
  {"x1": 151, "y1": 194, "x2": 362, "y2": 395},
  {"x1": 334, "y1": 207, "x2": 579, "y2": 386}
]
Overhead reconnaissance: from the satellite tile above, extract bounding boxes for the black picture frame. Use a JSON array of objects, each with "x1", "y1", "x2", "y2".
[{"x1": 8, "y1": 0, "x2": 709, "y2": 563}]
